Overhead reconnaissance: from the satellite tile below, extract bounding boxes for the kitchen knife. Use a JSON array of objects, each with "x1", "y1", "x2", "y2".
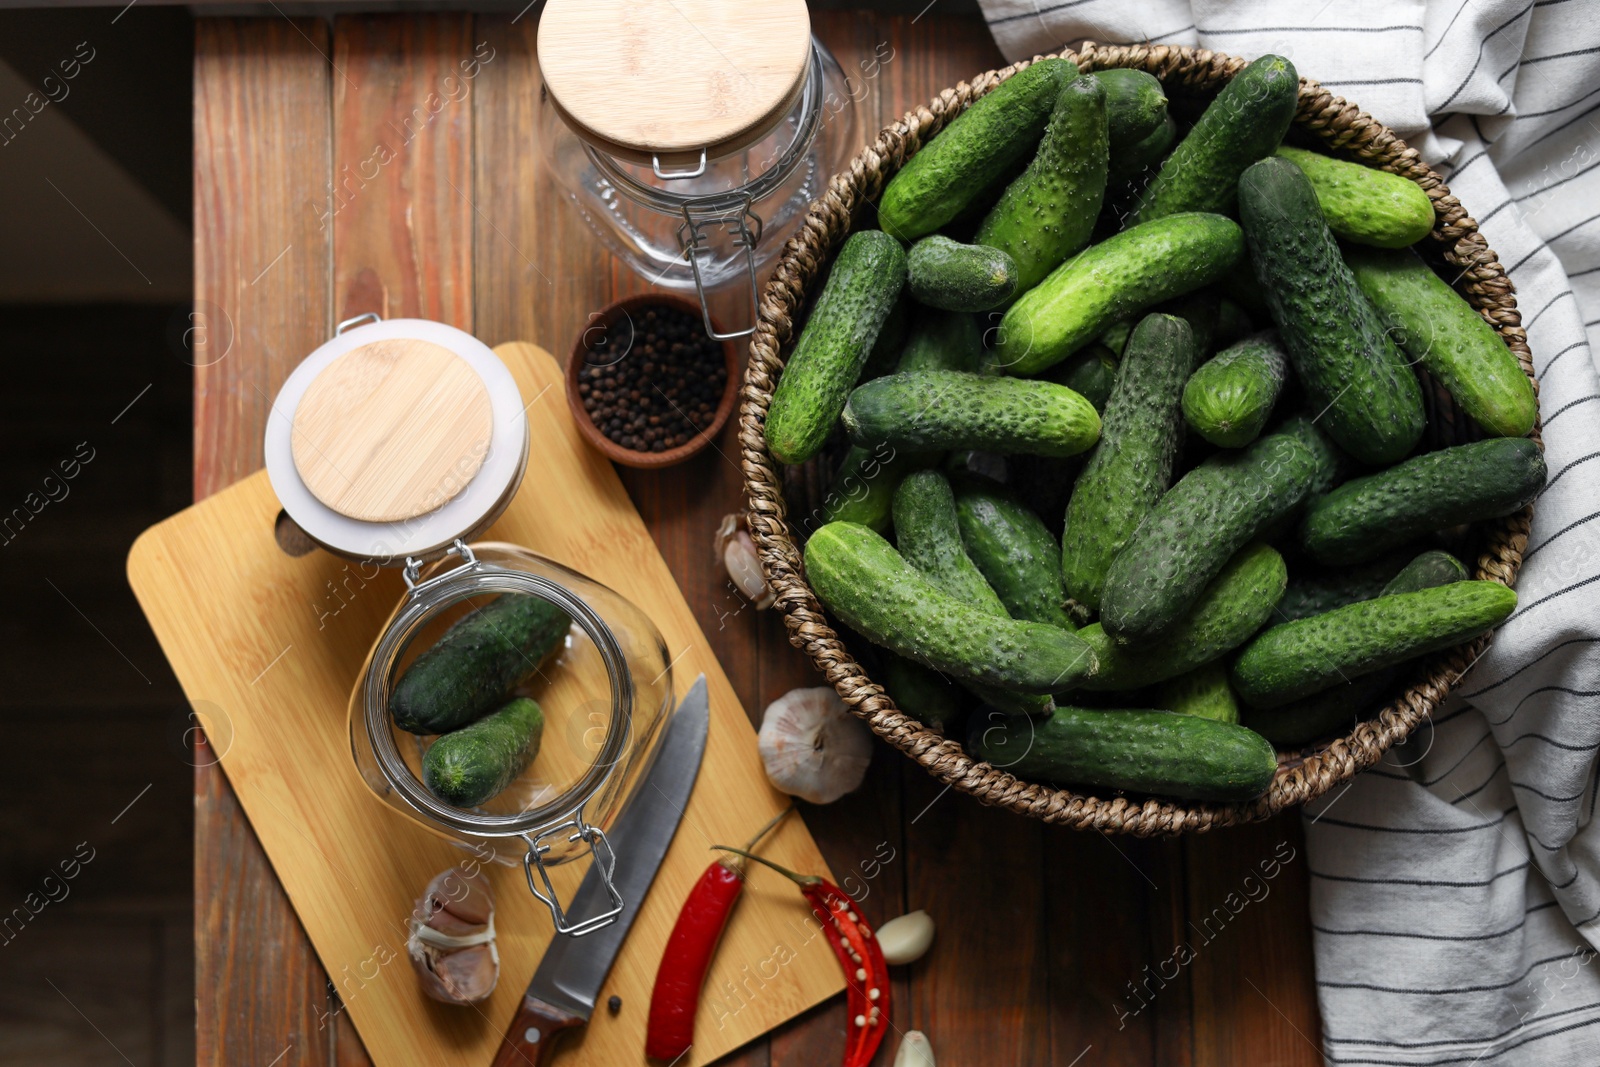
[{"x1": 491, "y1": 673, "x2": 709, "y2": 1067}]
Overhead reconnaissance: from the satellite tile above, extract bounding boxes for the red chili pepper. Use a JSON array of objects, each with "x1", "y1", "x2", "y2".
[
  {"x1": 645, "y1": 808, "x2": 791, "y2": 1062},
  {"x1": 712, "y1": 847, "x2": 891, "y2": 1067}
]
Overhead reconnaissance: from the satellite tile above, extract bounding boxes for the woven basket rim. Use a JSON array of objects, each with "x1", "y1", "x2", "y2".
[{"x1": 738, "y1": 41, "x2": 1541, "y2": 837}]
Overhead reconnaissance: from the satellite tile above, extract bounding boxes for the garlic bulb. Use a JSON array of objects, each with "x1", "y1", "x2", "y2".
[
  {"x1": 894, "y1": 1031, "x2": 935, "y2": 1067},
  {"x1": 716, "y1": 514, "x2": 775, "y2": 609},
  {"x1": 758, "y1": 687, "x2": 872, "y2": 804},
  {"x1": 876, "y1": 909, "x2": 935, "y2": 965}
]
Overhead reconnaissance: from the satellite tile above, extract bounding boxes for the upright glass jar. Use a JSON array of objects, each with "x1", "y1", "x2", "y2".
[{"x1": 536, "y1": 0, "x2": 860, "y2": 338}]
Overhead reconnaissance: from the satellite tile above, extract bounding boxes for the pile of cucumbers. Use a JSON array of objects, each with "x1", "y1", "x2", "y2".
[{"x1": 765, "y1": 55, "x2": 1543, "y2": 804}]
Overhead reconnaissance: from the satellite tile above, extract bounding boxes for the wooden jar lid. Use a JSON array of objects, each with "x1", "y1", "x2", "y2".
[
  {"x1": 537, "y1": 0, "x2": 812, "y2": 164},
  {"x1": 290, "y1": 338, "x2": 493, "y2": 523}
]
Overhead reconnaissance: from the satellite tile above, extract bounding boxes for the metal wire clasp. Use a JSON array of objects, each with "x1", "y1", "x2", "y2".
[
  {"x1": 522, "y1": 816, "x2": 624, "y2": 936},
  {"x1": 402, "y1": 539, "x2": 478, "y2": 592},
  {"x1": 678, "y1": 193, "x2": 761, "y2": 341}
]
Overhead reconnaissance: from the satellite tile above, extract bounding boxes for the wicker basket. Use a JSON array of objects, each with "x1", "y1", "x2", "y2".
[{"x1": 738, "y1": 42, "x2": 1541, "y2": 836}]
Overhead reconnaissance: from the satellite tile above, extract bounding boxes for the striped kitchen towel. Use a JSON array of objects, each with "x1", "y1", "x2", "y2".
[{"x1": 977, "y1": 1, "x2": 1600, "y2": 1063}]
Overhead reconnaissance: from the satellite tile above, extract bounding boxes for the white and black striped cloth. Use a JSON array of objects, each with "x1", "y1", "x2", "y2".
[{"x1": 978, "y1": 2, "x2": 1600, "y2": 1062}]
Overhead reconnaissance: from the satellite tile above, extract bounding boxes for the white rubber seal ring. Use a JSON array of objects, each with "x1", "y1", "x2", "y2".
[{"x1": 265, "y1": 318, "x2": 528, "y2": 561}]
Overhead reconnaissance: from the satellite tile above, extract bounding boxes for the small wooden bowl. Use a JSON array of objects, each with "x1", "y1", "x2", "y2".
[{"x1": 565, "y1": 293, "x2": 740, "y2": 469}]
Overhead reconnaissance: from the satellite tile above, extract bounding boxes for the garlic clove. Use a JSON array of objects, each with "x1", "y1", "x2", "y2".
[
  {"x1": 717, "y1": 514, "x2": 775, "y2": 609},
  {"x1": 894, "y1": 1030, "x2": 935, "y2": 1067},
  {"x1": 876, "y1": 909, "x2": 935, "y2": 966},
  {"x1": 758, "y1": 687, "x2": 873, "y2": 805}
]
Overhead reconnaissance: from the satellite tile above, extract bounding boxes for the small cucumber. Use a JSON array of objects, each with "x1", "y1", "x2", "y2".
[
  {"x1": 391, "y1": 595, "x2": 571, "y2": 735},
  {"x1": 879, "y1": 58, "x2": 1076, "y2": 240},
  {"x1": 878, "y1": 653, "x2": 965, "y2": 736},
  {"x1": 1238, "y1": 156, "x2": 1425, "y2": 466},
  {"x1": 1182, "y1": 332, "x2": 1287, "y2": 448},
  {"x1": 842, "y1": 370, "x2": 1101, "y2": 459},
  {"x1": 953, "y1": 477, "x2": 1077, "y2": 631},
  {"x1": 1300, "y1": 438, "x2": 1547, "y2": 565},
  {"x1": 1100, "y1": 431, "x2": 1317, "y2": 645},
  {"x1": 1130, "y1": 55, "x2": 1299, "y2": 224},
  {"x1": 1232, "y1": 581, "x2": 1517, "y2": 708},
  {"x1": 1275, "y1": 550, "x2": 1416, "y2": 624},
  {"x1": 1094, "y1": 68, "x2": 1167, "y2": 150},
  {"x1": 994, "y1": 212, "x2": 1244, "y2": 375},
  {"x1": 974, "y1": 74, "x2": 1110, "y2": 292},
  {"x1": 766, "y1": 230, "x2": 908, "y2": 464},
  {"x1": 804, "y1": 522, "x2": 1097, "y2": 693},
  {"x1": 1109, "y1": 116, "x2": 1176, "y2": 184},
  {"x1": 1277, "y1": 413, "x2": 1352, "y2": 499},
  {"x1": 897, "y1": 307, "x2": 984, "y2": 374},
  {"x1": 816, "y1": 444, "x2": 937, "y2": 535},
  {"x1": 907, "y1": 236, "x2": 1019, "y2": 312},
  {"x1": 1061, "y1": 313, "x2": 1196, "y2": 612},
  {"x1": 1078, "y1": 542, "x2": 1286, "y2": 691},
  {"x1": 422, "y1": 697, "x2": 544, "y2": 807},
  {"x1": 1389, "y1": 549, "x2": 1470, "y2": 592},
  {"x1": 1275, "y1": 145, "x2": 1434, "y2": 249},
  {"x1": 968, "y1": 705, "x2": 1277, "y2": 802},
  {"x1": 1155, "y1": 664, "x2": 1241, "y2": 724},
  {"x1": 1346, "y1": 245, "x2": 1538, "y2": 438},
  {"x1": 1043, "y1": 343, "x2": 1119, "y2": 413}
]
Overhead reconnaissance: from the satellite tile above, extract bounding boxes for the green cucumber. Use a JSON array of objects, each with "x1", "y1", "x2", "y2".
[
  {"x1": 1347, "y1": 246, "x2": 1538, "y2": 438},
  {"x1": 1300, "y1": 438, "x2": 1547, "y2": 565},
  {"x1": 1238, "y1": 156, "x2": 1425, "y2": 466},
  {"x1": 391, "y1": 595, "x2": 571, "y2": 735},
  {"x1": 1043, "y1": 343, "x2": 1119, "y2": 412},
  {"x1": 766, "y1": 230, "x2": 908, "y2": 464},
  {"x1": 1277, "y1": 413, "x2": 1351, "y2": 498},
  {"x1": 861, "y1": 295, "x2": 911, "y2": 380},
  {"x1": 804, "y1": 522, "x2": 1097, "y2": 693},
  {"x1": 993, "y1": 212, "x2": 1243, "y2": 375},
  {"x1": 1078, "y1": 542, "x2": 1286, "y2": 690},
  {"x1": 974, "y1": 74, "x2": 1110, "y2": 292},
  {"x1": 1060, "y1": 313, "x2": 1196, "y2": 612},
  {"x1": 1109, "y1": 116, "x2": 1176, "y2": 184},
  {"x1": 817, "y1": 444, "x2": 936, "y2": 535},
  {"x1": 1130, "y1": 55, "x2": 1299, "y2": 224},
  {"x1": 1275, "y1": 145, "x2": 1434, "y2": 249},
  {"x1": 842, "y1": 370, "x2": 1101, "y2": 458},
  {"x1": 1390, "y1": 549, "x2": 1470, "y2": 591},
  {"x1": 1155, "y1": 663, "x2": 1241, "y2": 724},
  {"x1": 1099, "y1": 320, "x2": 1133, "y2": 356},
  {"x1": 1094, "y1": 68, "x2": 1167, "y2": 150},
  {"x1": 879, "y1": 58, "x2": 1076, "y2": 240},
  {"x1": 1274, "y1": 550, "x2": 1416, "y2": 624},
  {"x1": 907, "y1": 236, "x2": 1019, "y2": 312},
  {"x1": 953, "y1": 478, "x2": 1077, "y2": 631},
  {"x1": 878, "y1": 653, "x2": 965, "y2": 736},
  {"x1": 897, "y1": 307, "x2": 984, "y2": 374},
  {"x1": 422, "y1": 697, "x2": 544, "y2": 807},
  {"x1": 1182, "y1": 332, "x2": 1287, "y2": 448},
  {"x1": 968, "y1": 705, "x2": 1277, "y2": 802},
  {"x1": 1232, "y1": 581, "x2": 1517, "y2": 708},
  {"x1": 1100, "y1": 431, "x2": 1318, "y2": 644}
]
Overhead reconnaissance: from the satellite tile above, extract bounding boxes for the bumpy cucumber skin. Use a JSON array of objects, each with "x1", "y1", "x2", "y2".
[
  {"x1": 842, "y1": 370, "x2": 1101, "y2": 459},
  {"x1": 1044, "y1": 344, "x2": 1119, "y2": 412},
  {"x1": 1079, "y1": 542, "x2": 1286, "y2": 690},
  {"x1": 1155, "y1": 663, "x2": 1241, "y2": 724},
  {"x1": 1061, "y1": 313, "x2": 1195, "y2": 612},
  {"x1": 975, "y1": 75, "x2": 1110, "y2": 293},
  {"x1": 953, "y1": 479, "x2": 1078, "y2": 631},
  {"x1": 766, "y1": 230, "x2": 908, "y2": 465},
  {"x1": 1100, "y1": 432, "x2": 1317, "y2": 645},
  {"x1": 1276, "y1": 146, "x2": 1434, "y2": 249},
  {"x1": 391, "y1": 595, "x2": 570, "y2": 735},
  {"x1": 1347, "y1": 246, "x2": 1538, "y2": 438},
  {"x1": 1182, "y1": 332, "x2": 1288, "y2": 448},
  {"x1": 816, "y1": 444, "x2": 937, "y2": 535},
  {"x1": 994, "y1": 212, "x2": 1244, "y2": 375},
  {"x1": 1094, "y1": 68, "x2": 1167, "y2": 149},
  {"x1": 1300, "y1": 438, "x2": 1547, "y2": 565},
  {"x1": 805, "y1": 522, "x2": 1097, "y2": 693},
  {"x1": 1276, "y1": 414, "x2": 1351, "y2": 498},
  {"x1": 907, "y1": 235, "x2": 1019, "y2": 312},
  {"x1": 1239, "y1": 157, "x2": 1425, "y2": 466},
  {"x1": 1233, "y1": 581, "x2": 1517, "y2": 708},
  {"x1": 894, "y1": 470, "x2": 1009, "y2": 616},
  {"x1": 898, "y1": 307, "x2": 984, "y2": 374},
  {"x1": 1130, "y1": 55, "x2": 1299, "y2": 224},
  {"x1": 422, "y1": 697, "x2": 544, "y2": 807},
  {"x1": 1275, "y1": 550, "x2": 1415, "y2": 624},
  {"x1": 1109, "y1": 116, "x2": 1176, "y2": 184},
  {"x1": 878, "y1": 652, "x2": 965, "y2": 735},
  {"x1": 969, "y1": 705, "x2": 1277, "y2": 802},
  {"x1": 879, "y1": 59, "x2": 1075, "y2": 240}
]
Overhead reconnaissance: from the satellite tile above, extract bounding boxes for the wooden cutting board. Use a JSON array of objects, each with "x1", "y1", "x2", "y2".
[{"x1": 128, "y1": 342, "x2": 843, "y2": 1067}]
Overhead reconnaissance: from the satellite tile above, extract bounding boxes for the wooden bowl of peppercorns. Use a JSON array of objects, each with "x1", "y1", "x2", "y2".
[{"x1": 565, "y1": 293, "x2": 740, "y2": 469}]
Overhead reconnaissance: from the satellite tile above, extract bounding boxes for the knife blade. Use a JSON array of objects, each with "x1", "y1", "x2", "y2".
[{"x1": 491, "y1": 673, "x2": 709, "y2": 1067}]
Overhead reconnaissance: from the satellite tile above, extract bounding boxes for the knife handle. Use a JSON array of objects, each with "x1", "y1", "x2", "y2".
[{"x1": 491, "y1": 994, "x2": 585, "y2": 1067}]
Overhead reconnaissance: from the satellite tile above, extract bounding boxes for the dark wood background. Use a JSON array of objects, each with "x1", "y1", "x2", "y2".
[{"x1": 192, "y1": 12, "x2": 1322, "y2": 1065}]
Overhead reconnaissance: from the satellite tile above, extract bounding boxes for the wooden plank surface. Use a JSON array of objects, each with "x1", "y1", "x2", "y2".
[{"x1": 192, "y1": 12, "x2": 1324, "y2": 1066}]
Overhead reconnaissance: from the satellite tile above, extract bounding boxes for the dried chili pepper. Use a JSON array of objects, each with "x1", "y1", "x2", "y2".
[
  {"x1": 712, "y1": 846, "x2": 891, "y2": 1067},
  {"x1": 645, "y1": 808, "x2": 791, "y2": 1061}
]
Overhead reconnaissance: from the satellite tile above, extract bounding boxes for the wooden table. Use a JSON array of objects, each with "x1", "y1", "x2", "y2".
[{"x1": 191, "y1": 12, "x2": 1323, "y2": 1065}]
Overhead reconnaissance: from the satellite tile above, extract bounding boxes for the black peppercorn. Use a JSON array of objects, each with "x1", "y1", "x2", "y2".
[{"x1": 580, "y1": 303, "x2": 726, "y2": 453}]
